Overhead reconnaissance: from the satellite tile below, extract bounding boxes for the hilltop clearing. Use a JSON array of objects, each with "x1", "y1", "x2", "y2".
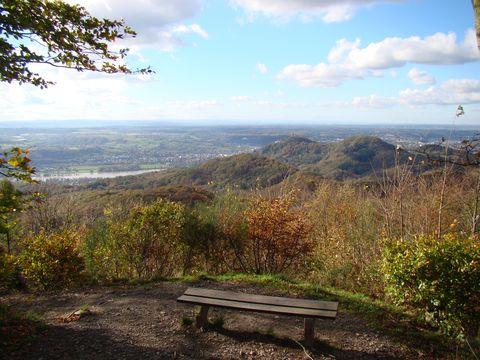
[{"x1": 0, "y1": 278, "x2": 459, "y2": 360}]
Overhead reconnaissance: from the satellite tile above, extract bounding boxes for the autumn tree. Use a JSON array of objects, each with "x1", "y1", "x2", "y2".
[{"x1": 237, "y1": 192, "x2": 313, "y2": 274}]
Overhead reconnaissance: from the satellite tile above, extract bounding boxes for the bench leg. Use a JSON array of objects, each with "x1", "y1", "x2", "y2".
[
  {"x1": 196, "y1": 305, "x2": 210, "y2": 329},
  {"x1": 304, "y1": 318, "x2": 315, "y2": 348}
]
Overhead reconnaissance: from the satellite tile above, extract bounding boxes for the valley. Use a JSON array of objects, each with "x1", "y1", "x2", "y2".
[{"x1": 1, "y1": 123, "x2": 476, "y2": 182}]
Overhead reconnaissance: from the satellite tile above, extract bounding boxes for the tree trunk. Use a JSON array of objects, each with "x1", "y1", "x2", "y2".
[{"x1": 474, "y1": 0, "x2": 480, "y2": 50}]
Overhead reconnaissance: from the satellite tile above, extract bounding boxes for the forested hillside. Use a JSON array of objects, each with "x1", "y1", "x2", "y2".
[
  {"x1": 85, "y1": 152, "x2": 295, "y2": 191},
  {"x1": 81, "y1": 135, "x2": 426, "y2": 193},
  {"x1": 262, "y1": 135, "x2": 423, "y2": 179}
]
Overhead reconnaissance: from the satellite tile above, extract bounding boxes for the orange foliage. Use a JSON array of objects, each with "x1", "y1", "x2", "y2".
[{"x1": 238, "y1": 192, "x2": 313, "y2": 274}]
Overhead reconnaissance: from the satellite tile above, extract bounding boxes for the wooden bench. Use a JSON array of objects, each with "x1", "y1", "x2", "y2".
[{"x1": 177, "y1": 287, "x2": 338, "y2": 348}]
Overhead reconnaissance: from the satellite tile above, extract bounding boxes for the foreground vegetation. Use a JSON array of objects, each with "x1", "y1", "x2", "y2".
[{"x1": 1, "y1": 138, "x2": 480, "y2": 355}]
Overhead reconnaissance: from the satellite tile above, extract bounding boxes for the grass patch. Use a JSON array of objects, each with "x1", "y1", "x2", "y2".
[
  {"x1": 180, "y1": 316, "x2": 194, "y2": 327},
  {"x1": 266, "y1": 327, "x2": 275, "y2": 337},
  {"x1": 0, "y1": 303, "x2": 45, "y2": 351},
  {"x1": 210, "y1": 315, "x2": 224, "y2": 329},
  {"x1": 22, "y1": 310, "x2": 45, "y2": 322},
  {"x1": 0, "y1": 304, "x2": 44, "y2": 325}
]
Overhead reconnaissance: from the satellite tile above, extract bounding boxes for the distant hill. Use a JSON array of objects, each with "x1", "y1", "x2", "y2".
[
  {"x1": 315, "y1": 136, "x2": 402, "y2": 180},
  {"x1": 261, "y1": 135, "x2": 408, "y2": 180},
  {"x1": 261, "y1": 137, "x2": 328, "y2": 166}
]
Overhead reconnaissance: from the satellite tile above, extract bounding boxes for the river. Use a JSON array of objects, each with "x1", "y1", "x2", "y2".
[{"x1": 34, "y1": 168, "x2": 164, "y2": 181}]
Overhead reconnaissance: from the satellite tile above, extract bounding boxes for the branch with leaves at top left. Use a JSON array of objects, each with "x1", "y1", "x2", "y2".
[{"x1": 0, "y1": 0, "x2": 153, "y2": 88}]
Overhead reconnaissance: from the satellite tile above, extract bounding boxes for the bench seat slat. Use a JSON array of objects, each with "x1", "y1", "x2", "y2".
[
  {"x1": 177, "y1": 294, "x2": 337, "y2": 319},
  {"x1": 184, "y1": 287, "x2": 338, "y2": 311}
]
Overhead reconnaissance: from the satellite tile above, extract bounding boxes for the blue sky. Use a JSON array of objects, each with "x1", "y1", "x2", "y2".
[{"x1": 1, "y1": 0, "x2": 479, "y2": 124}]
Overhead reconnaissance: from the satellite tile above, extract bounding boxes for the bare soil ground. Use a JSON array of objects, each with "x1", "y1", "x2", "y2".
[{"x1": 0, "y1": 281, "x2": 454, "y2": 360}]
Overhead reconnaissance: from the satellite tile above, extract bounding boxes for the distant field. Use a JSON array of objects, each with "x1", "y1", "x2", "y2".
[{"x1": 139, "y1": 164, "x2": 165, "y2": 169}]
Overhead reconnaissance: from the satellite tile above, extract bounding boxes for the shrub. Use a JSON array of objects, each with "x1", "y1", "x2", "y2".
[
  {"x1": 83, "y1": 204, "x2": 134, "y2": 281},
  {"x1": 82, "y1": 219, "x2": 110, "y2": 280},
  {"x1": 19, "y1": 229, "x2": 85, "y2": 290},
  {"x1": 181, "y1": 209, "x2": 216, "y2": 275},
  {"x1": 308, "y1": 182, "x2": 382, "y2": 295},
  {"x1": 123, "y1": 199, "x2": 186, "y2": 279},
  {"x1": 87, "y1": 199, "x2": 187, "y2": 280},
  {"x1": 192, "y1": 190, "x2": 247, "y2": 274},
  {"x1": 383, "y1": 234, "x2": 480, "y2": 338}
]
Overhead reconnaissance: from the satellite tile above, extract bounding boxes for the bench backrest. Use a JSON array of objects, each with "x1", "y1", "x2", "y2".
[{"x1": 183, "y1": 287, "x2": 338, "y2": 316}]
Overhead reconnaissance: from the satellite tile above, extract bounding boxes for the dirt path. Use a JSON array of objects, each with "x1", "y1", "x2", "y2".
[{"x1": 1, "y1": 281, "x2": 447, "y2": 359}]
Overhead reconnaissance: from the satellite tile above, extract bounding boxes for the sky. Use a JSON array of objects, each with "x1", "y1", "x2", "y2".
[{"x1": 1, "y1": 0, "x2": 480, "y2": 125}]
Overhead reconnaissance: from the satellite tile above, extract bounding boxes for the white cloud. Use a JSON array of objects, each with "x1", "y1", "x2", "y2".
[
  {"x1": 327, "y1": 38, "x2": 361, "y2": 63},
  {"x1": 256, "y1": 63, "x2": 268, "y2": 74},
  {"x1": 350, "y1": 95, "x2": 397, "y2": 108},
  {"x1": 190, "y1": 24, "x2": 209, "y2": 39},
  {"x1": 279, "y1": 30, "x2": 480, "y2": 87},
  {"x1": 348, "y1": 79, "x2": 480, "y2": 108},
  {"x1": 65, "y1": 0, "x2": 205, "y2": 50},
  {"x1": 173, "y1": 24, "x2": 191, "y2": 34},
  {"x1": 69, "y1": 0, "x2": 201, "y2": 28},
  {"x1": 173, "y1": 23, "x2": 209, "y2": 39},
  {"x1": 278, "y1": 63, "x2": 363, "y2": 87},
  {"x1": 399, "y1": 80, "x2": 480, "y2": 105},
  {"x1": 0, "y1": 64, "x2": 155, "y2": 121},
  {"x1": 343, "y1": 31, "x2": 479, "y2": 68},
  {"x1": 408, "y1": 68, "x2": 436, "y2": 86},
  {"x1": 0, "y1": 67, "x2": 224, "y2": 121},
  {"x1": 229, "y1": 0, "x2": 403, "y2": 23}
]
